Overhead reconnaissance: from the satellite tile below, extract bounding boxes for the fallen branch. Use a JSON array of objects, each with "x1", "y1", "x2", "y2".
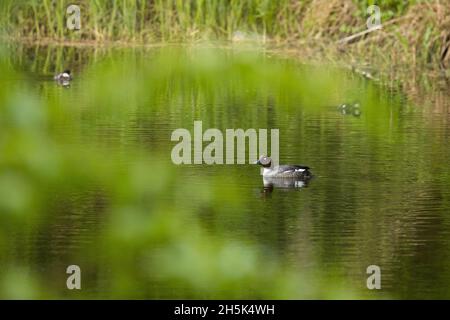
[{"x1": 337, "y1": 26, "x2": 382, "y2": 45}]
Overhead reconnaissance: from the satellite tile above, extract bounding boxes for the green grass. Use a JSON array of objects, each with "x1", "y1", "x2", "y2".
[
  {"x1": 0, "y1": 0, "x2": 291, "y2": 41},
  {"x1": 0, "y1": 0, "x2": 418, "y2": 42},
  {"x1": 1, "y1": 1, "x2": 447, "y2": 96}
]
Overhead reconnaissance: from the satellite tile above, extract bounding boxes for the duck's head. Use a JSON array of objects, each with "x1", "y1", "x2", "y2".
[
  {"x1": 255, "y1": 155, "x2": 272, "y2": 168},
  {"x1": 63, "y1": 69, "x2": 71, "y2": 75}
]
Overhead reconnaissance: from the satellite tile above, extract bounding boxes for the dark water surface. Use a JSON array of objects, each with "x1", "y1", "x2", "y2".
[{"x1": 3, "y1": 44, "x2": 450, "y2": 299}]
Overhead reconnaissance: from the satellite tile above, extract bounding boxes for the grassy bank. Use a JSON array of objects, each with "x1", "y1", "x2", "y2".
[
  {"x1": 1, "y1": 1, "x2": 449, "y2": 91},
  {"x1": 0, "y1": 0, "x2": 414, "y2": 42}
]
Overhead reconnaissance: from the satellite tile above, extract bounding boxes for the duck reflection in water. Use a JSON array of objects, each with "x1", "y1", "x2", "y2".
[{"x1": 261, "y1": 177, "x2": 311, "y2": 195}]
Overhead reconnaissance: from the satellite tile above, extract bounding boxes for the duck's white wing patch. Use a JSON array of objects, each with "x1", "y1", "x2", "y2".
[{"x1": 277, "y1": 165, "x2": 308, "y2": 174}]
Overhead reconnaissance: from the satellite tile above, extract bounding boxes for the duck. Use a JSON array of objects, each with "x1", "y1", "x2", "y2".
[
  {"x1": 54, "y1": 69, "x2": 72, "y2": 86},
  {"x1": 255, "y1": 155, "x2": 312, "y2": 180},
  {"x1": 337, "y1": 102, "x2": 361, "y2": 117}
]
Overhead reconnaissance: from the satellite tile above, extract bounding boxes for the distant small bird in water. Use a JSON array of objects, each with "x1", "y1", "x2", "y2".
[
  {"x1": 338, "y1": 102, "x2": 361, "y2": 117},
  {"x1": 54, "y1": 69, "x2": 72, "y2": 86},
  {"x1": 255, "y1": 155, "x2": 312, "y2": 180}
]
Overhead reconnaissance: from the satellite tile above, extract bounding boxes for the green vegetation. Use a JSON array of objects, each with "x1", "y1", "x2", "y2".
[
  {"x1": 1, "y1": 0, "x2": 448, "y2": 92},
  {"x1": 2, "y1": 44, "x2": 450, "y2": 299},
  {"x1": 0, "y1": 47, "x2": 367, "y2": 299},
  {"x1": 0, "y1": 0, "x2": 417, "y2": 41},
  {"x1": 1, "y1": 1, "x2": 450, "y2": 300}
]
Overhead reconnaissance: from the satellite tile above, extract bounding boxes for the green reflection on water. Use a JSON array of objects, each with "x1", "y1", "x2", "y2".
[{"x1": 1, "y1": 44, "x2": 450, "y2": 299}]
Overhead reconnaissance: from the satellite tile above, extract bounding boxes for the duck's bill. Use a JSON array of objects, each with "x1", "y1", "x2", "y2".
[{"x1": 254, "y1": 160, "x2": 261, "y2": 165}]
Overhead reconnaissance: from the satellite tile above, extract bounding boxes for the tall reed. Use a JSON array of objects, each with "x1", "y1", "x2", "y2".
[
  {"x1": 1, "y1": 0, "x2": 300, "y2": 42},
  {"x1": 1, "y1": 0, "x2": 447, "y2": 85}
]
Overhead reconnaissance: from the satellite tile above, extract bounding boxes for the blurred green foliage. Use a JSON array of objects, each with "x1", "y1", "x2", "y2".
[
  {"x1": 0, "y1": 0, "x2": 449, "y2": 301},
  {"x1": 0, "y1": 46, "x2": 370, "y2": 299},
  {"x1": 1, "y1": 38, "x2": 449, "y2": 300}
]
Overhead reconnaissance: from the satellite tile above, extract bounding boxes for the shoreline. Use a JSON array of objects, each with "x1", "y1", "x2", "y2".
[
  {"x1": 2, "y1": 32, "x2": 449, "y2": 111},
  {"x1": 1, "y1": 0, "x2": 448, "y2": 99}
]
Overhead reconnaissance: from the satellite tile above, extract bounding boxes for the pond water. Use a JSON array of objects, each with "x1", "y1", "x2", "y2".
[{"x1": 2, "y1": 44, "x2": 450, "y2": 299}]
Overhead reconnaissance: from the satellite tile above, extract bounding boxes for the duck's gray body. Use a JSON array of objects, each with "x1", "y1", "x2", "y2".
[
  {"x1": 256, "y1": 155, "x2": 312, "y2": 180},
  {"x1": 54, "y1": 73, "x2": 72, "y2": 82},
  {"x1": 262, "y1": 164, "x2": 311, "y2": 179}
]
